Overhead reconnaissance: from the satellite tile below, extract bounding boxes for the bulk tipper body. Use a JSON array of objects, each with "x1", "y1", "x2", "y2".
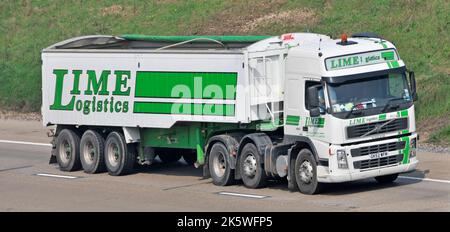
[{"x1": 42, "y1": 33, "x2": 418, "y2": 194}]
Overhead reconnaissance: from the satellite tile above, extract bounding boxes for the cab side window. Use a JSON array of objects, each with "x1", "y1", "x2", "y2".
[{"x1": 305, "y1": 81, "x2": 325, "y2": 113}]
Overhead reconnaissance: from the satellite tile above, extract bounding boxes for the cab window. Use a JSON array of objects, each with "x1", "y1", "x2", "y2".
[{"x1": 305, "y1": 81, "x2": 326, "y2": 113}]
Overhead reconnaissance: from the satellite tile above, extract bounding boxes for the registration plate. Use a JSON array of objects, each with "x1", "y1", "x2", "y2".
[{"x1": 369, "y1": 151, "x2": 388, "y2": 159}]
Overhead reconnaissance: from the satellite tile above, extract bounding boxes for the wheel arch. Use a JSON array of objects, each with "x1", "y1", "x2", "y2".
[{"x1": 284, "y1": 136, "x2": 321, "y2": 191}]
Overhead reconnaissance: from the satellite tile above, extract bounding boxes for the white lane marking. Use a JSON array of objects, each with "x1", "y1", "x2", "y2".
[
  {"x1": 0, "y1": 139, "x2": 51, "y2": 147},
  {"x1": 36, "y1": 173, "x2": 79, "y2": 179},
  {"x1": 399, "y1": 176, "x2": 450, "y2": 184},
  {"x1": 218, "y1": 192, "x2": 270, "y2": 199}
]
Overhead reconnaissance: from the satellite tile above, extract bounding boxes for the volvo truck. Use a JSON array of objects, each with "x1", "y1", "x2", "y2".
[{"x1": 42, "y1": 33, "x2": 418, "y2": 194}]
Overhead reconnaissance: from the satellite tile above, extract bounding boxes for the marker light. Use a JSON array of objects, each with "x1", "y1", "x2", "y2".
[
  {"x1": 340, "y1": 33, "x2": 348, "y2": 43},
  {"x1": 282, "y1": 33, "x2": 294, "y2": 41}
]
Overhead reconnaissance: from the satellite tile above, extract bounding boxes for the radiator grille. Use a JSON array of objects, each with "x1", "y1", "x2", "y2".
[
  {"x1": 351, "y1": 141, "x2": 405, "y2": 157},
  {"x1": 353, "y1": 154, "x2": 403, "y2": 170},
  {"x1": 347, "y1": 118, "x2": 408, "y2": 138}
]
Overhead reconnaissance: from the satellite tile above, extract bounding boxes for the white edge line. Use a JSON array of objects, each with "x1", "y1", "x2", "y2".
[
  {"x1": 399, "y1": 176, "x2": 450, "y2": 184},
  {"x1": 36, "y1": 173, "x2": 79, "y2": 179},
  {"x1": 218, "y1": 192, "x2": 269, "y2": 199},
  {"x1": 0, "y1": 139, "x2": 51, "y2": 147}
]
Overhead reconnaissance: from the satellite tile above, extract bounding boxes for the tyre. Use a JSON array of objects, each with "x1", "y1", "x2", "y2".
[
  {"x1": 375, "y1": 173, "x2": 398, "y2": 184},
  {"x1": 239, "y1": 143, "x2": 267, "y2": 188},
  {"x1": 55, "y1": 129, "x2": 81, "y2": 172},
  {"x1": 182, "y1": 150, "x2": 197, "y2": 165},
  {"x1": 208, "y1": 142, "x2": 234, "y2": 186},
  {"x1": 80, "y1": 130, "x2": 106, "y2": 174},
  {"x1": 294, "y1": 149, "x2": 323, "y2": 195},
  {"x1": 158, "y1": 149, "x2": 182, "y2": 163},
  {"x1": 104, "y1": 131, "x2": 135, "y2": 176}
]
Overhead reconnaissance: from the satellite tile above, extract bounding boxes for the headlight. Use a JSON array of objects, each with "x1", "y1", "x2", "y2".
[
  {"x1": 410, "y1": 138, "x2": 417, "y2": 158},
  {"x1": 337, "y1": 150, "x2": 348, "y2": 169}
]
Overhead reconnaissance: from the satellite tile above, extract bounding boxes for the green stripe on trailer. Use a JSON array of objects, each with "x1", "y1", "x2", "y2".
[
  {"x1": 135, "y1": 72, "x2": 238, "y2": 100},
  {"x1": 133, "y1": 102, "x2": 235, "y2": 116},
  {"x1": 120, "y1": 35, "x2": 272, "y2": 43},
  {"x1": 286, "y1": 115, "x2": 300, "y2": 125}
]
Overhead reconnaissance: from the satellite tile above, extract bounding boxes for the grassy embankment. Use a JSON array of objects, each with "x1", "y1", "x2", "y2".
[{"x1": 0, "y1": 0, "x2": 448, "y2": 144}]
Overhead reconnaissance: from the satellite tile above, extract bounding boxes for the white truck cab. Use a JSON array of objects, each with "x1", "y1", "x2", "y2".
[{"x1": 281, "y1": 33, "x2": 418, "y2": 191}]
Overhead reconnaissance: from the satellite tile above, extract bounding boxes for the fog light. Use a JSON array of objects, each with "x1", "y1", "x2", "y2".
[
  {"x1": 337, "y1": 150, "x2": 348, "y2": 169},
  {"x1": 410, "y1": 138, "x2": 417, "y2": 158}
]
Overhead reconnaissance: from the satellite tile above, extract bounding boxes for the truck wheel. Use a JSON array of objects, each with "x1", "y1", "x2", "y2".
[
  {"x1": 55, "y1": 129, "x2": 81, "y2": 172},
  {"x1": 375, "y1": 173, "x2": 398, "y2": 184},
  {"x1": 182, "y1": 150, "x2": 197, "y2": 165},
  {"x1": 80, "y1": 130, "x2": 106, "y2": 174},
  {"x1": 208, "y1": 142, "x2": 234, "y2": 186},
  {"x1": 158, "y1": 149, "x2": 182, "y2": 163},
  {"x1": 295, "y1": 149, "x2": 323, "y2": 195},
  {"x1": 239, "y1": 143, "x2": 267, "y2": 188},
  {"x1": 104, "y1": 131, "x2": 135, "y2": 176}
]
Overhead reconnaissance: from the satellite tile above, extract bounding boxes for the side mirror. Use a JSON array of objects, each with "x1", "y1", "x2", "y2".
[
  {"x1": 408, "y1": 71, "x2": 418, "y2": 101},
  {"x1": 309, "y1": 107, "x2": 321, "y2": 117},
  {"x1": 307, "y1": 86, "x2": 321, "y2": 117}
]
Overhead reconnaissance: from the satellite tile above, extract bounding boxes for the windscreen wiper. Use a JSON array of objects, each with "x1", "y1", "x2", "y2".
[{"x1": 381, "y1": 97, "x2": 404, "y2": 113}]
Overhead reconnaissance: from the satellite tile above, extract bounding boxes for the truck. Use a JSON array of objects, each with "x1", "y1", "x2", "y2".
[{"x1": 42, "y1": 32, "x2": 418, "y2": 194}]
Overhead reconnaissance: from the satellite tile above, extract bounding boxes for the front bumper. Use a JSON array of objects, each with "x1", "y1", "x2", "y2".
[{"x1": 317, "y1": 133, "x2": 418, "y2": 183}]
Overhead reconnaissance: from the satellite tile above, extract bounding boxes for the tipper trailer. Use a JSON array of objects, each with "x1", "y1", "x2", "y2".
[{"x1": 42, "y1": 33, "x2": 418, "y2": 194}]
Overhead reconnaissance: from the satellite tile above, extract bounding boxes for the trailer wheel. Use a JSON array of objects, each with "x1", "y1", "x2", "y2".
[
  {"x1": 239, "y1": 143, "x2": 267, "y2": 188},
  {"x1": 80, "y1": 130, "x2": 106, "y2": 174},
  {"x1": 104, "y1": 131, "x2": 135, "y2": 176},
  {"x1": 182, "y1": 150, "x2": 197, "y2": 166},
  {"x1": 208, "y1": 142, "x2": 234, "y2": 186},
  {"x1": 158, "y1": 149, "x2": 182, "y2": 163},
  {"x1": 375, "y1": 173, "x2": 398, "y2": 184},
  {"x1": 294, "y1": 149, "x2": 323, "y2": 195},
  {"x1": 55, "y1": 129, "x2": 81, "y2": 172}
]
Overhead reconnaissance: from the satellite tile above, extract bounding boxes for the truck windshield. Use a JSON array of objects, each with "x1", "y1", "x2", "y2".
[{"x1": 327, "y1": 72, "x2": 412, "y2": 116}]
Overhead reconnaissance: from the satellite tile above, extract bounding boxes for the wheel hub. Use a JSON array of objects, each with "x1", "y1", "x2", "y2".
[
  {"x1": 88, "y1": 143, "x2": 95, "y2": 160},
  {"x1": 213, "y1": 153, "x2": 226, "y2": 177},
  {"x1": 243, "y1": 154, "x2": 257, "y2": 178},
  {"x1": 299, "y1": 160, "x2": 313, "y2": 183},
  {"x1": 107, "y1": 143, "x2": 120, "y2": 167},
  {"x1": 83, "y1": 141, "x2": 96, "y2": 164},
  {"x1": 61, "y1": 140, "x2": 71, "y2": 162}
]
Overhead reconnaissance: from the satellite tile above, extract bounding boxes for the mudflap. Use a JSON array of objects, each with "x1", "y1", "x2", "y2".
[
  {"x1": 48, "y1": 131, "x2": 57, "y2": 164},
  {"x1": 49, "y1": 144, "x2": 57, "y2": 164},
  {"x1": 49, "y1": 154, "x2": 57, "y2": 164},
  {"x1": 287, "y1": 147, "x2": 299, "y2": 192}
]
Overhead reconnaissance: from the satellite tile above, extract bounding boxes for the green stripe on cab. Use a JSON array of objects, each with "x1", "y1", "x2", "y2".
[{"x1": 286, "y1": 115, "x2": 300, "y2": 125}]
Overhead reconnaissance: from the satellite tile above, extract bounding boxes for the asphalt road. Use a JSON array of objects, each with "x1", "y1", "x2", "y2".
[{"x1": 0, "y1": 119, "x2": 449, "y2": 211}]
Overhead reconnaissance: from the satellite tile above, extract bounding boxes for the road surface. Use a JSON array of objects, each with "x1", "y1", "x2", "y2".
[{"x1": 0, "y1": 119, "x2": 449, "y2": 211}]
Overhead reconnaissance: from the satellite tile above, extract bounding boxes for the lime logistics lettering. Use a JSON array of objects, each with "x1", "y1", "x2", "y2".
[
  {"x1": 330, "y1": 56, "x2": 360, "y2": 69},
  {"x1": 50, "y1": 69, "x2": 130, "y2": 115}
]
